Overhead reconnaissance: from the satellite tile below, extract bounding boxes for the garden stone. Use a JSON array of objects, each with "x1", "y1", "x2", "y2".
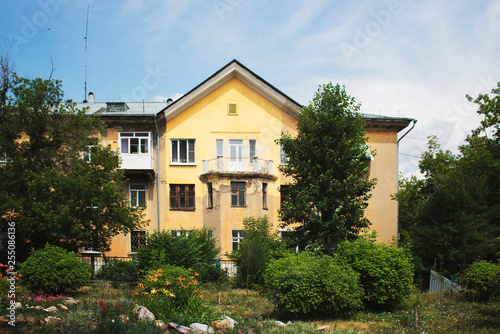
[
  {"x1": 155, "y1": 320, "x2": 168, "y2": 329},
  {"x1": 57, "y1": 304, "x2": 69, "y2": 311},
  {"x1": 190, "y1": 322, "x2": 214, "y2": 333},
  {"x1": 35, "y1": 306, "x2": 43, "y2": 310},
  {"x1": 135, "y1": 306, "x2": 155, "y2": 322},
  {"x1": 64, "y1": 297, "x2": 78, "y2": 305},
  {"x1": 44, "y1": 306, "x2": 58, "y2": 313},
  {"x1": 211, "y1": 319, "x2": 231, "y2": 331},
  {"x1": 15, "y1": 314, "x2": 26, "y2": 327},
  {"x1": 275, "y1": 320, "x2": 286, "y2": 326},
  {"x1": 44, "y1": 316, "x2": 63, "y2": 326},
  {"x1": 27, "y1": 316, "x2": 36, "y2": 325},
  {"x1": 14, "y1": 302, "x2": 22, "y2": 309},
  {"x1": 169, "y1": 322, "x2": 191, "y2": 333},
  {"x1": 317, "y1": 325, "x2": 330, "y2": 331},
  {"x1": 223, "y1": 315, "x2": 237, "y2": 327}
]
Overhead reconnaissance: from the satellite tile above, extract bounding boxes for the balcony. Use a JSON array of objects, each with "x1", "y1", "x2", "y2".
[
  {"x1": 119, "y1": 153, "x2": 153, "y2": 170},
  {"x1": 202, "y1": 157, "x2": 273, "y2": 175}
]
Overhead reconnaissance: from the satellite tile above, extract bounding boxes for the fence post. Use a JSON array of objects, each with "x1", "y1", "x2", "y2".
[{"x1": 90, "y1": 254, "x2": 95, "y2": 273}]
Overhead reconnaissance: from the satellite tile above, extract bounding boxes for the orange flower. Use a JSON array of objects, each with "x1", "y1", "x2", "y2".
[
  {"x1": 198, "y1": 294, "x2": 203, "y2": 298},
  {"x1": 151, "y1": 277, "x2": 157, "y2": 282},
  {"x1": 193, "y1": 272, "x2": 199, "y2": 276},
  {"x1": 166, "y1": 281, "x2": 171, "y2": 285}
]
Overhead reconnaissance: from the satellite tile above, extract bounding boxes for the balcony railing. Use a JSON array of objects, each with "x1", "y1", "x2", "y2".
[{"x1": 202, "y1": 157, "x2": 273, "y2": 174}]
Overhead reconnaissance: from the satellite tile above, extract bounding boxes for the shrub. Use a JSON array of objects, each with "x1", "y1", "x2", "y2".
[
  {"x1": 333, "y1": 235, "x2": 414, "y2": 311},
  {"x1": 139, "y1": 265, "x2": 219, "y2": 324},
  {"x1": 462, "y1": 260, "x2": 500, "y2": 302},
  {"x1": 192, "y1": 262, "x2": 228, "y2": 286},
  {"x1": 264, "y1": 251, "x2": 363, "y2": 317},
  {"x1": 96, "y1": 259, "x2": 140, "y2": 283},
  {"x1": 19, "y1": 244, "x2": 91, "y2": 294},
  {"x1": 233, "y1": 216, "x2": 287, "y2": 289},
  {"x1": 137, "y1": 228, "x2": 219, "y2": 274}
]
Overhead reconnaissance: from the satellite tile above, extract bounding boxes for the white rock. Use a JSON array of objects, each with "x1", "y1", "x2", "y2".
[
  {"x1": 190, "y1": 322, "x2": 214, "y2": 333},
  {"x1": 137, "y1": 306, "x2": 155, "y2": 322}
]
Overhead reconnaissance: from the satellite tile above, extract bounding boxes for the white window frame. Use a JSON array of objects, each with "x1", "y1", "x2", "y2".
[
  {"x1": 232, "y1": 230, "x2": 244, "y2": 251},
  {"x1": 129, "y1": 184, "x2": 146, "y2": 208},
  {"x1": 119, "y1": 132, "x2": 151, "y2": 155},
  {"x1": 170, "y1": 139, "x2": 196, "y2": 165},
  {"x1": 280, "y1": 145, "x2": 289, "y2": 165}
]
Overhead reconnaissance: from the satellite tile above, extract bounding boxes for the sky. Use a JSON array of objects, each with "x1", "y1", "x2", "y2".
[{"x1": 1, "y1": 0, "x2": 500, "y2": 177}]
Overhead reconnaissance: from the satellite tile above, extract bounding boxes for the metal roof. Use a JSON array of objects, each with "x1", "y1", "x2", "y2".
[{"x1": 76, "y1": 101, "x2": 170, "y2": 116}]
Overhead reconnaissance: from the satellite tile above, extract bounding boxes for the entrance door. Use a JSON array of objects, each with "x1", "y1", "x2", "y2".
[{"x1": 229, "y1": 140, "x2": 243, "y2": 171}]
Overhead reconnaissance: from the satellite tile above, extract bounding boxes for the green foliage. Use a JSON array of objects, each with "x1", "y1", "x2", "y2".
[
  {"x1": 139, "y1": 265, "x2": 219, "y2": 324},
  {"x1": 397, "y1": 82, "x2": 500, "y2": 274},
  {"x1": 277, "y1": 83, "x2": 375, "y2": 254},
  {"x1": 137, "y1": 228, "x2": 220, "y2": 274},
  {"x1": 462, "y1": 261, "x2": 500, "y2": 302},
  {"x1": 191, "y1": 262, "x2": 228, "y2": 286},
  {"x1": 19, "y1": 244, "x2": 91, "y2": 294},
  {"x1": 96, "y1": 259, "x2": 140, "y2": 283},
  {"x1": 0, "y1": 56, "x2": 145, "y2": 258},
  {"x1": 265, "y1": 251, "x2": 363, "y2": 317},
  {"x1": 233, "y1": 216, "x2": 286, "y2": 289},
  {"x1": 334, "y1": 235, "x2": 414, "y2": 311}
]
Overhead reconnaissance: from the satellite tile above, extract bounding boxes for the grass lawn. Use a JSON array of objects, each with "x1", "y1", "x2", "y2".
[{"x1": 2, "y1": 284, "x2": 499, "y2": 333}]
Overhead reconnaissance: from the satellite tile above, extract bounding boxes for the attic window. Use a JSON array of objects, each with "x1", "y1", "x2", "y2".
[
  {"x1": 227, "y1": 102, "x2": 238, "y2": 116},
  {"x1": 106, "y1": 102, "x2": 129, "y2": 112}
]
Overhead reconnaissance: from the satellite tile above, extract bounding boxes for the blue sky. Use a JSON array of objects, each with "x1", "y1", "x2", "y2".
[{"x1": 1, "y1": 0, "x2": 500, "y2": 176}]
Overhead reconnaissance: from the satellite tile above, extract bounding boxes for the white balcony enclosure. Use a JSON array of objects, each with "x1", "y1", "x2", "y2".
[
  {"x1": 202, "y1": 157, "x2": 273, "y2": 174},
  {"x1": 118, "y1": 132, "x2": 153, "y2": 170}
]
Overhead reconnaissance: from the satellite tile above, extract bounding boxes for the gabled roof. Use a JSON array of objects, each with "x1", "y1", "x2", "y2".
[{"x1": 160, "y1": 59, "x2": 303, "y2": 121}]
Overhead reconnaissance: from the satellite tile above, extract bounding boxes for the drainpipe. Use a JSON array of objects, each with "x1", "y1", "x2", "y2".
[
  {"x1": 154, "y1": 115, "x2": 161, "y2": 232},
  {"x1": 396, "y1": 119, "x2": 417, "y2": 245}
]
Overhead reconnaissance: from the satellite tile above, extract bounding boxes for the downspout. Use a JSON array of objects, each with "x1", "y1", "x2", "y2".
[
  {"x1": 396, "y1": 119, "x2": 417, "y2": 245},
  {"x1": 154, "y1": 115, "x2": 161, "y2": 232}
]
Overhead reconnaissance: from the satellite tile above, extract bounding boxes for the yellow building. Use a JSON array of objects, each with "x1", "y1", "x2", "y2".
[{"x1": 79, "y1": 60, "x2": 414, "y2": 258}]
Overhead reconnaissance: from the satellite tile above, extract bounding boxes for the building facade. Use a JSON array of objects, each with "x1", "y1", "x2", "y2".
[{"x1": 78, "y1": 60, "x2": 414, "y2": 258}]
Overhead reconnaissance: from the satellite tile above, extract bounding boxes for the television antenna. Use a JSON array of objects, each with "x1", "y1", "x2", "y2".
[{"x1": 84, "y1": 4, "x2": 89, "y2": 102}]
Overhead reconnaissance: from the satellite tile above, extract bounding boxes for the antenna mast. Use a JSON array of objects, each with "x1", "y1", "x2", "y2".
[{"x1": 84, "y1": 5, "x2": 89, "y2": 102}]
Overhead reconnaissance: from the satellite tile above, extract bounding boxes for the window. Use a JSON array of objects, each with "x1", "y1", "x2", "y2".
[
  {"x1": 216, "y1": 139, "x2": 223, "y2": 157},
  {"x1": 262, "y1": 182, "x2": 268, "y2": 209},
  {"x1": 81, "y1": 145, "x2": 95, "y2": 162},
  {"x1": 120, "y1": 132, "x2": 150, "y2": 154},
  {"x1": 280, "y1": 145, "x2": 289, "y2": 165},
  {"x1": 231, "y1": 182, "x2": 246, "y2": 207},
  {"x1": 171, "y1": 139, "x2": 195, "y2": 164},
  {"x1": 131, "y1": 230, "x2": 146, "y2": 252},
  {"x1": 249, "y1": 139, "x2": 256, "y2": 159},
  {"x1": 232, "y1": 230, "x2": 244, "y2": 250},
  {"x1": 170, "y1": 229, "x2": 192, "y2": 237},
  {"x1": 207, "y1": 182, "x2": 213, "y2": 209},
  {"x1": 227, "y1": 102, "x2": 238, "y2": 116},
  {"x1": 170, "y1": 184, "x2": 195, "y2": 210},
  {"x1": 130, "y1": 185, "x2": 146, "y2": 207}
]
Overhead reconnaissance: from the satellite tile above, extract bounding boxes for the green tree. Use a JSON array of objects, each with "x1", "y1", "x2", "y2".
[
  {"x1": 276, "y1": 83, "x2": 375, "y2": 254},
  {"x1": 0, "y1": 56, "x2": 145, "y2": 258},
  {"x1": 396, "y1": 82, "x2": 500, "y2": 273},
  {"x1": 232, "y1": 216, "x2": 286, "y2": 289}
]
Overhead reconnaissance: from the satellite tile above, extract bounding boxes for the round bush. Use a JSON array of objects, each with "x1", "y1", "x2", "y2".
[
  {"x1": 333, "y1": 236, "x2": 414, "y2": 311},
  {"x1": 463, "y1": 261, "x2": 500, "y2": 302},
  {"x1": 264, "y1": 251, "x2": 363, "y2": 317},
  {"x1": 19, "y1": 244, "x2": 91, "y2": 294},
  {"x1": 96, "y1": 259, "x2": 140, "y2": 283}
]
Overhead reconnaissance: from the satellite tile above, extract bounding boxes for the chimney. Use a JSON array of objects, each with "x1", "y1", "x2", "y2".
[{"x1": 88, "y1": 92, "x2": 95, "y2": 103}]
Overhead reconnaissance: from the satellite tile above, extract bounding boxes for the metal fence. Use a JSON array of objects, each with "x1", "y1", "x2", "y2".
[
  {"x1": 79, "y1": 255, "x2": 134, "y2": 274},
  {"x1": 79, "y1": 255, "x2": 237, "y2": 277},
  {"x1": 421, "y1": 269, "x2": 462, "y2": 292}
]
